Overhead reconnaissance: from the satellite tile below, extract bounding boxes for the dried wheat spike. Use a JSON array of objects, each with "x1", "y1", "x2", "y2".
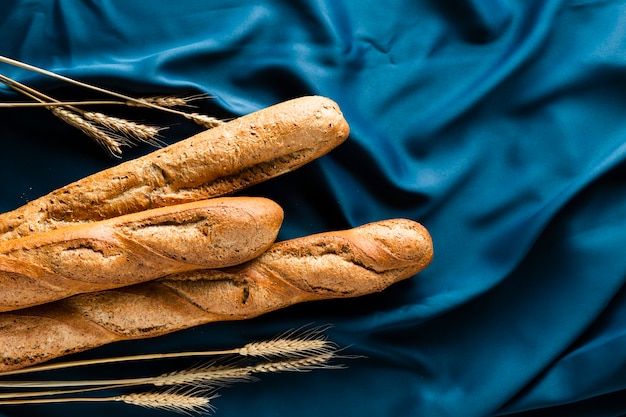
[
  {"x1": 249, "y1": 352, "x2": 338, "y2": 374},
  {"x1": 82, "y1": 111, "x2": 166, "y2": 147},
  {"x1": 238, "y1": 325, "x2": 338, "y2": 359},
  {"x1": 129, "y1": 96, "x2": 188, "y2": 108},
  {"x1": 128, "y1": 94, "x2": 213, "y2": 108},
  {"x1": 48, "y1": 106, "x2": 124, "y2": 156},
  {"x1": 186, "y1": 112, "x2": 224, "y2": 128},
  {"x1": 117, "y1": 391, "x2": 215, "y2": 414},
  {"x1": 154, "y1": 364, "x2": 253, "y2": 388}
]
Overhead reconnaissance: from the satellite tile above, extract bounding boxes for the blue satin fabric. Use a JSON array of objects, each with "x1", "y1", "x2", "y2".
[{"x1": 2, "y1": 1, "x2": 626, "y2": 416}]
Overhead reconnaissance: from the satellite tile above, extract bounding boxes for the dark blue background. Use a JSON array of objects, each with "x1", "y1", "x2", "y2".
[{"x1": 1, "y1": 1, "x2": 626, "y2": 416}]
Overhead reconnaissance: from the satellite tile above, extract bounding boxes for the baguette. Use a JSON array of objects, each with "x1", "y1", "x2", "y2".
[
  {"x1": 0, "y1": 197, "x2": 283, "y2": 312},
  {"x1": 0, "y1": 95, "x2": 349, "y2": 242},
  {"x1": 0, "y1": 218, "x2": 433, "y2": 372}
]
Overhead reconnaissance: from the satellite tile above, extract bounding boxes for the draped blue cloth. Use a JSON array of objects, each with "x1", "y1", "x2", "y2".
[{"x1": 1, "y1": 1, "x2": 626, "y2": 416}]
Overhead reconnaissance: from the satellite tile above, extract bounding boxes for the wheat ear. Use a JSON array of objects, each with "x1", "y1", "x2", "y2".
[
  {"x1": 0, "y1": 74, "x2": 131, "y2": 156},
  {"x1": 0, "y1": 55, "x2": 223, "y2": 127},
  {"x1": 117, "y1": 390, "x2": 217, "y2": 415},
  {"x1": 151, "y1": 351, "x2": 342, "y2": 389},
  {"x1": 49, "y1": 107, "x2": 126, "y2": 156},
  {"x1": 0, "y1": 390, "x2": 216, "y2": 415},
  {"x1": 238, "y1": 324, "x2": 338, "y2": 358},
  {"x1": 157, "y1": 352, "x2": 342, "y2": 388},
  {"x1": 1, "y1": 74, "x2": 165, "y2": 148},
  {"x1": 81, "y1": 111, "x2": 166, "y2": 147},
  {"x1": 184, "y1": 112, "x2": 224, "y2": 128},
  {"x1": 0, "y1": 55, "x2": 174, "y2": 111},
  {"x1": 128, "y1": 94, "x2": 212, "y2": 108}
]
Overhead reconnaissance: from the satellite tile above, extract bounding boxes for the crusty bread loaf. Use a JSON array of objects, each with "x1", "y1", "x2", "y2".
[
  {"x1": 0, "y1": 96, "x2": 349, "y2": 242},
  {"x1": 0, "y1": 197, "x2": 283, "y2": 312},
  {"x1": 0, "y1": 218, "x2": 433, "y2": 372}
]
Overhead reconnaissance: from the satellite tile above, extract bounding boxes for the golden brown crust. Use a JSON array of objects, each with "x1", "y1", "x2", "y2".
[
  {"x1": 0, "y1": 219, "x2": 433, "y2": 372},
  {"x1": 0, "y1": 96, "x2": 349, "y2": 242},
  {"x1": 254, "y1": 218, "x2": 434, "y2": 297},
  {"x1": 0, "y1": 197, "x2": 283, "y2": 312}
]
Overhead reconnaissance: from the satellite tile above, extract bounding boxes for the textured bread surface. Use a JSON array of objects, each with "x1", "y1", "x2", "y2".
[
  {"x1": 0, "y1": 96, "x2": 349, "y2": 242},
  {"x1": 0, "y1": 197, "x2": 283, "y2": 312},
  {"x1": 0, "y1": 219, "x2": 433, "y2": 372}
]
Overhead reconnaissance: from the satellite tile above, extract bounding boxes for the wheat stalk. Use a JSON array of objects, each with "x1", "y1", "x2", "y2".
[
  {"x1": 0, "y1": 55, "x2": 225, "y2": 156},
  {"x1": 0, "y1": 384, "x2": 122, "y2": 400},
  {"x1": 0, "y1": 100, "x2": 126, "y2": 108},
  {"x1": 0, "y1": 362, "x2": 250, "y2": 390},
  {"x1": 0, "y1": 326, "x2": 339, "y2": 388},
  {"x1": 0, "y1": 351, "x2": 341, "y2": 392},
  {"x1": 0, "y1": 327, "x2": 350, "y2": 414},
  {"x1": 0, "y1": 325, "x2": 337, "y2": 377},
  {"x1": 0, "y1": 353, "x2": 341, "y2": 415},
  {"x1": 154, "y1": 351, "x2": 341, "y2": 388},
  {"x1": 0, "y1": 73, "x2": 166, "y2": 150},
  {"x1": 0, "y1": 55, "x2": 172, "y2": 111},
  {"x1": 0, "y1": 73, "x2": 136, "y2": 156},
  {"x1": 0, "y1": 55, "x2": 224, "y2": 127},
  {"x1": 0, "y1": 355, "x2": 341, "y2": 417}
]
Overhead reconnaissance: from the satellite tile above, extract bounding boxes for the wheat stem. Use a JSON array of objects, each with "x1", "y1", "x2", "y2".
[
  {"x1": 0, "y1": 384, "x2": 122, "y2": 399},
  {"x1": 0, "y1": 73, "x2": 52, "y2": 103},
  {"x1": 0, "y1": 364, "x2": 246, "y2": 389},
  {"x1": 0, "y1": 55, "x2": 222, "y2": 125},
  {"x1": 0, "y1": 100, "x2": 127, "y2": 107},
  {"x1": 0, "y1": 396, "x2": 106, "y2": 405},
  {"x1": 0, "y1": 74, "x2": 127, "y2": 156},
  {"x1": 0, "y1": 94, "x2": 212, "y2": 108},
  {"x1": 0, "y1": 351, "x2": 340, "y2": 391},
  {"x1": 0, "y1": 73, "x2": 166, "y2": 152},
  {"x1": 0, "y1": 351, "x2": 230, "y2": 377},
  {"x1": 0, "y1": 376, "x2": 150, "y2": 389},
  {"x1": 0, "y1": 331, "x2": 347, "y2": 414},
  {"x1": 0, "y1": 55, "x2": 165, "y2": 111}
]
